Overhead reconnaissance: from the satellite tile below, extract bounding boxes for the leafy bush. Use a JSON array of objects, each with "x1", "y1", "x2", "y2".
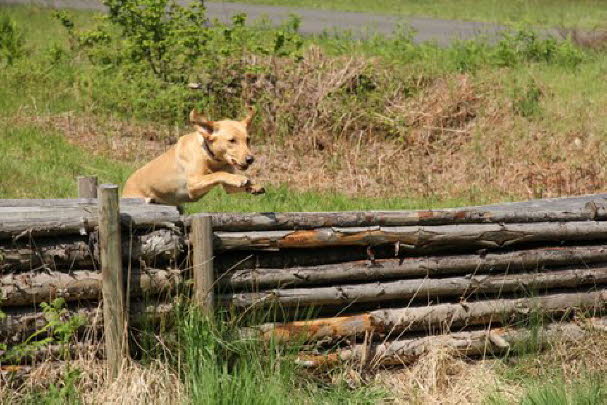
[
  {"x1": 493, "y1": 29, "x2": 585, "y2": 68},
  {"x1": 53, "y1": 1, "x2": 304, "y2": 123},
  {"x1": 1, "y1": 298, "x2": 86, "y2": 363},
  {"x1": 55, "y1": 1, "x2": 303, "y2": 84},
  {"x1": 0, "y1": 14, "x2": 25, "y2": 65},
  {"x1": 512, "y1": 79, "x2": 543, "y2": 118}
]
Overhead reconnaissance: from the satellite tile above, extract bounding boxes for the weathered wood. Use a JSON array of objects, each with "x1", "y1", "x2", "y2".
[
  {"x1": 214, "y1": 221, "x2": 607, "y2": 251},
  {"x1": 0, "y1": 199, "x2": 148, "y2": 207},
  {"x1": 99, "y1": 184, "x2": 126, "y2": 379},
  {"x1": 0, "y1": 205, "x2": 181, "y2": 240},
  {"x1": 0, "y1": 229, "x2": 185, "y2": 272},
  {"x1": 77, "y1": 176, "x2": 98, "y2": 199},
  {"x1": 296, "y1": 317, "x2": 607, "y2": 368},
  {"x1": 0, "y1": 268, "x2": 184, "y2": 306},
  {"x1": 248, "y1": 289, "x2": 607, "y2": 342},
  {"x1": 193, "y1": 194, "x2": 607, "y2": 231},
  {"x1": 221, "y1": 267, "x2": 607, "y2": 308},
  {"x1": 191, "y1": 216, "x2": 214, "y2": 314},
  {"x1": 0, "y1": 302, "x2": 173, "y2": 343},
  {"x1": 223, "y1": 245, "x2": 607, "y2": 289}
]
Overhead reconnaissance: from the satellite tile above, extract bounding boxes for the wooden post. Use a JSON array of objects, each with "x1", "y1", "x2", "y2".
[
  {"x1": 98, "y1": 184, "x2": 126, "y2": 379},
  {"x1": 78, "y1": 176, "x2": 98, "y2": 198},
  {"x1": 191, "y1": 215, "x2": 215, "y2": 314}
]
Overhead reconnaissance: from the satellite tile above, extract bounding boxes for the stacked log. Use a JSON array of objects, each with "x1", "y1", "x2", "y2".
[
  {"x1": 203, "y1": 195, "x2": 607, "y2": 365},
  {"x1": 296, "y1": 316, "x2": 607, "y2": 368},
  {"x1": 0, "y1": 199, "x2": 183, "y2": 366},
  {"x1": 3, "y1": 194, "x2": 607, "y2": 369}
]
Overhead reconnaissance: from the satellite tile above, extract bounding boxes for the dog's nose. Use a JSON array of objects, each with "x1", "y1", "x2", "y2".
[{"x1": 245, "y1": 155, "x2": 255, "y2": 165}]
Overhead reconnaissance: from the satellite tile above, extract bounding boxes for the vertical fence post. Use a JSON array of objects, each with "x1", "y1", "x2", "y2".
[
  {"x1": 98, "y1": 184, "x2": 127, "y2": 379},
  {"x1": 191, "y1": 215, "x2": 215, "y2": 315},
  {"x1": 78, "y1": 176, "x2": 98, "y2": 198}
]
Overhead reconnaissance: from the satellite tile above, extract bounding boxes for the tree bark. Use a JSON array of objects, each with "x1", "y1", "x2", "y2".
[
  {"x1": 0, "y1": 229, "x2": 185, "y2": 272},
  {"x1": 0, "y1": 302, "x2": 173, "y2": 343},
  {"x1": 223, "y1": 245, "x2": 607, "y2": 289},
  {"x1": 247, "y1": 289, "x2": 607, "y2": 342},
  {"x1": 0, "y1": 205, "x2": 181, "y2": 240},
  {"x1": 0, "y1": 199, "x2": 147, "y2": 207},
  {"x1": 194, "y1": 194, "x2": 607, "y2": 231},
  {"x1": 296, "y1": 317, "x2": 607, "y2": 368},
  {"x1": 221, "y1": 267, "x2": 607, "y2": 308},
  {"x1": 214, "y1": 222, "x2": 607, "y2": 251},
  {"x1": 0, "y1": 268, "x2": 184, "y2": 307}
]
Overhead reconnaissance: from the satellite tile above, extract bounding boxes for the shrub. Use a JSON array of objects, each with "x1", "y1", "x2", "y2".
[{"x1": 0, "y1": 14, "x2": 24, "y2": 65}]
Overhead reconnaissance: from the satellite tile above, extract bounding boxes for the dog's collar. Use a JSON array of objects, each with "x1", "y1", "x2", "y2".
[{"x1": 202, "y1": 138, "x2": 219, "y2": 162}]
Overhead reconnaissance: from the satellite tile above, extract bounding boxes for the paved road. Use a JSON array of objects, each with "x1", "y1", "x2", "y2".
[{"x1": 1, "y1": 0, "x2": 555, "y2": 45}]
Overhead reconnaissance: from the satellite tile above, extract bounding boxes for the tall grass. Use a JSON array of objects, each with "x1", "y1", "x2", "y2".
[{"x1": 174, "y1": 307, "x2": 384, "y2": 404}]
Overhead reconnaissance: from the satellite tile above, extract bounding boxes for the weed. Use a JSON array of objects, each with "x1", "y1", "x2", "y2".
[
  {"x1": 512, "y1": 79, "x2": 543, "y2": 117},
  {"x1": 0, "y1": 13, "x2": 24, "y2": 65},
  {"x1": 165, "y1": 305, "x2": 386, "y2": 404},
  {"x1": 25, "y1": 367, "x2": 83, "y2": 405},
  {"x1": 1, "y1": 299, "x2": 86, "y2": 364}
]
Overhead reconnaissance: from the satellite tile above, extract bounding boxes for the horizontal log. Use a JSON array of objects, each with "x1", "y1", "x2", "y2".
[
  {"x1": 248, "y1": 289, "x2": 607, "y2": 342},
  {"x1": 223, "y1": 245, "x2": 607, "y2": 289},
  {"x1": 0, "y1": 205, "x2": 181, "y2": 240},
  {"x1": 296, "y1": 317, "x2": 607, "y2": 368},
  {"x1": 1, "y1": 302, "x2": 173, "y2": 343},
  {"x1": 0, "y1": 229, "x2": 185, "y2": 272},
  {"x1": 0, "y1": 198, "x2": 148, "y2": 207},
  {"x1": 221, "y1": 267, "x2": 607, "y2": 308},
  {"x1": 0, "y1": 268, "x2": 184, "y2": 307},
  {"x1": 197, "y1": 194, "x2": 607, "y2": 231},
  {"x1": 214, "y1": 221, "x2": 607, "y2": 251}
]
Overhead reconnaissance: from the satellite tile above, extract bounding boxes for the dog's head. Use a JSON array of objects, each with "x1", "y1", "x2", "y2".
[{"x1": 190, "y1": 108, "x2": 256, "y2": 170}]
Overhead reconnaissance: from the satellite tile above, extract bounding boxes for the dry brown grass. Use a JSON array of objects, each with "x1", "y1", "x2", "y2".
[
  {"x1": 1, "y1": 358, "x2": 184, "y2": 405},
  {"x1": 562, "y1": 28, "x2": 607, "y2": 50},
  {"x1": 371, "y1": 325, "x2": 607, "y2": 404},
  {"x1": 374, "y1": 347, "x2": 516, "y2": 405},
  {"x1": 19, "y1": 71, "x2": 606, "y2": 202}
]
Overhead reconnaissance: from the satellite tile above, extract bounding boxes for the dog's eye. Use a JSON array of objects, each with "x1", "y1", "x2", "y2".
[{"x1": 229, "y1": 139, "x2": 236, "y2": 143}]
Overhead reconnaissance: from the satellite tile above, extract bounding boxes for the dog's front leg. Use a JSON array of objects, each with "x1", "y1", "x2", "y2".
[
  {"x1": 187, "y1": 172, "x2": 251, "y2": 201},
  {"x1": 223, "y1": 181, "x2": 265, "y2": 195}
]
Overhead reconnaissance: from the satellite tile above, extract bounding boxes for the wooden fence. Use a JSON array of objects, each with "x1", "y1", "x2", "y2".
[{"x1": 2, "y1": 177, "x2": 607, "y2": 377}]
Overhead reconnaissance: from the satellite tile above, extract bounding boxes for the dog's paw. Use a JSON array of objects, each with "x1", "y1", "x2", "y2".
[
  {"x1": 247, "y1": 184, "x2": 266, "y2": 195},
  {"x1": 231, "y1": 175, "x2": 251, "y2": 188}
]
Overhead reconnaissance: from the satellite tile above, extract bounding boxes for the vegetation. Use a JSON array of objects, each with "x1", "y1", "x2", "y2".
[
  {"x1": 2, "y1": 4, "x2": 607, "y2": 204},
  {"x1": 1, "y1": 1, "x2": 607, "y2": 403},
  {"x1": 222, "y1": 0, "x2": 607, "y2": 28}
]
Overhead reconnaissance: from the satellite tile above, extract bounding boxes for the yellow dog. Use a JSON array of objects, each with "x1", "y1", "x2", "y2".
[{"x1": 123, "y1": 109, "x2": 265, "y2": 206}]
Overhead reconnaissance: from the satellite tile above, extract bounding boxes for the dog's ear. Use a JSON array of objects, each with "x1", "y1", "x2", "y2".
[
  {"x1": 190, "y1": 109, "x2": 216, "y2": 136},
  {"x1": 241, "y1": 105, "x2": 256, "y2": 130}
]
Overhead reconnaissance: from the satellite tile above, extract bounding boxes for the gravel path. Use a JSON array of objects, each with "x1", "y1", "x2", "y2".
[{"x1": 1, "y1": 0, "x2": 557, "y2": 44}]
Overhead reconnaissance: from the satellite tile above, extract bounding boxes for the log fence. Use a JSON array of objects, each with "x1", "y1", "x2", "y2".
[{"x1": 2, "y1": 179, "x2": 607, "y2": 378}]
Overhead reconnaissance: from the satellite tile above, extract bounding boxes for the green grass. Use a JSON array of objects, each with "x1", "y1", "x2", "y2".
[
  {"x1": 176, "y1": 308, "x2": 386, "y2": 404},
  {"x1": 486, "y1": 374, "x2": 607, "y2": 404},
  {"x1": 224, "y1": 0, "x2": 607, "y2": 28}
]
